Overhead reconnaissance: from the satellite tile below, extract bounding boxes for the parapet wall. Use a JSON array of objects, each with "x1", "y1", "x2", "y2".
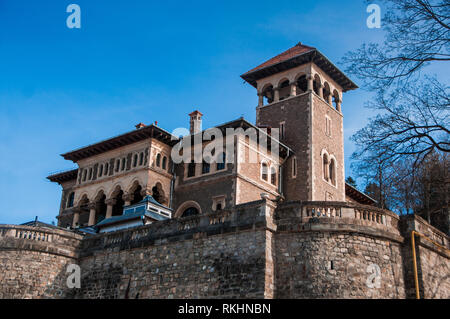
[
  {"x1": 0, "y1": 225, "x2": 83, "y2": 299},
  {"x1": 0, "y1": 201, "x2": 448, "y2": 299}
]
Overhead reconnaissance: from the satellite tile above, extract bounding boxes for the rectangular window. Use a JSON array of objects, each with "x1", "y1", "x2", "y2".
[
  {"x1": 280, "y1": 122, "x2": 285, "y2": 140},
  {"x1": 187, "y1": 161, "x2": 196, "y2": 177},
  {"x1": 292, "y1": 157, "x2": 297, "y2": 178}
]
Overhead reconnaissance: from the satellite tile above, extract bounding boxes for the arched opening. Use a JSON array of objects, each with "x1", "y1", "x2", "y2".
[
  {"x1": 130, "y1": 184, "x2": 143, "y2": 205},
  {"x1": 133, "y1": 154, "x2": 138, "y2": 167},
  {"x1": 261, "y1": 162, "x2": 269, "y2": 181},
  {"x1": 139, "y1": 152, "x2": 144, "y2": 166},
  {"x1": 296, "y1": 75, "x2": 308, "y2": 94},
  {"x1": 262, "y1": 84, "x2": 274, "y2": 105},
  {"x1": 162, "y1": 156, "x2": 167, "y2": 170},
  {"x1": 187, "y1": 161, "x2": 196, "y2": 177},
  {"x1": 323, "y1": 82, "x2": 331, "y2": 104},
  {"x1": 104, "y1": 163, "x2": 109, "y2": 175},
  {"x1": 156, "y1": 153, "x2": 161, "y2": 167},
  {"x1": 77, "y1": 195, "x2": 90, "y2": 227},
  {"x1": 121, "y1": 158, "x2": 126, "y2": 171},
  {"x1": 270, "y1": 166, "x2": 277, "y2": 185},
  {"x1": 115, "y1": 159, "x2": 120, "y2": 172},
  {"x1": 333, "y1": 90, "x2": 340, "y2": 110},
  {"x1": 278, "y1": 79, "x2": 290, "y2": 101},
  {"x1": 111, "y1": 187, "x2": 125, "y2": 216},
  {"x1": 313, "y1": 74, "x2": 321, "y2": 96},
  {"x1": 181, "y1": 207, "x2": 199, "y2": 218},
  {"x1": 202, "y1": 160, "x2": 210, "y2": 174},
  {"x1": 95, "y1": 192, "x2": 107, "y2": 224},
  {"x1": 216, "y1": 152, "x2": 226, "y2": 171},
  {"x1": 67, "y1": 192, "x2": 75, "y2": 208},
  {"x1": 98, "y1": 165, "x2": 103, "y2": 178},
  {"x1": 329, "y1": 159, "x2": 336, "y2": 186},
  {"x1": 323, "y1": 153, "x2": 329, "y2": 181},
  {"x1": 152, "y1": 183, "x2": 166, "y2": 205}
]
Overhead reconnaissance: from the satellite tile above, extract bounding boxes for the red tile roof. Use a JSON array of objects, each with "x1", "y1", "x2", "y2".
[{"x1": 244, "y1": 42, "x2": 316, "y2": 74}]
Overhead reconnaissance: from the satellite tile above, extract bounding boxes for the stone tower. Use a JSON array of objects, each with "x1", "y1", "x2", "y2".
[{"x1": 241, "y1": 43, "x2": 358, "y2": 202}]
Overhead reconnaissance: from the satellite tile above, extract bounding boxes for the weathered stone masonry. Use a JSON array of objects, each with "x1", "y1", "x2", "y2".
[{"x1": 0, "y1": 200, "x2": 448, "y2": 299}]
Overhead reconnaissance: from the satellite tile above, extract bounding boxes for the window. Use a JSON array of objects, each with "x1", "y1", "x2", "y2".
[
  {"x1": 88, "y1": 168, "x2": 93, "y2": 180},
  {"x1": 98, "y1": 165, "x2": 103, "y2": 177},
  {"x1": 133, "y1": 154, "x2": 138, "y2": 167},
  {"x1": 270, "y1": 166, "x2": 277, "y2": 185},
  {"x1": 216, "y1": 203, "x2": 222, "y2": 211},
  {"x1": 67, "y1": 192, "x2": 75, "y2": 208},
  {"x1": 216, "y1": 153, "x2": 226, "y2": 171},
  {"x1": 323, "y1": 154, "x2": 329, "y2": 181},
  {"x1": 105, "y1": 163, "x2": 109, "y2": 175},
  {"x1": 121, "y1": 158, "x2": 126, "y2": 171},
  {"x1": 202, "y1": 160, "x2": 210, "y2": 174},
  {"x1": 329, "y1": 159, "x2": 336, "y2": 186},
  {"x1": 261, "y1": 162, "x2": 268, "y2": 181},
  {"x1": 115, "y1": 159, "x2": 120, "y2": 172},
  {"x1": 325, "y1": 116, "x2": 332, "y2": 137},
  {"x1": 139, "y1": 152, "x2": 144, "y2": 166},
  {"x1": 292, "y1": 157, "x2": 297, "y2": 178},
  {"x1": 280, "y1": 122, "x2": 285, "y2": 140},
  {"x1": 162, "y1": 156, "x2": 167, "y2": 170},
  {"x1": 156, "y1": 154, "x2": 161, "y2": 167},
  {"x1": 82, "y1": 169, "x2": 87, "y2": 182},
  {"x1": 213, "y1": 196, "x2": 226, "y2": 212},
  {"x1": 187, "y1": 161, "x2": 196, "y2": 177}
]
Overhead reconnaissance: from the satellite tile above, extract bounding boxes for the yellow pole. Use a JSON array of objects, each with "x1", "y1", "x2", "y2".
[{"x1": 411, "y1": 231, "x2": 420, "y2": 299}]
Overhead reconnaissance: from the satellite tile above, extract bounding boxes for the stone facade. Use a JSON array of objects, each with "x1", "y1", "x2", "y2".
[{"x1": 0, "y1": 201, "x2": 448, "y2": 299}]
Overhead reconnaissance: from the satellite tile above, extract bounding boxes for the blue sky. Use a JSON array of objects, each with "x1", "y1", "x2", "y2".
[{"x1": 0, "y1": 0, "x2": 385, "y2": 224}]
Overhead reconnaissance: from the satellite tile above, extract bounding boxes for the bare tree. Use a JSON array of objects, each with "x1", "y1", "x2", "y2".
[{"x1": 343, "y1": 0, "x2": 450, "y2": 90}]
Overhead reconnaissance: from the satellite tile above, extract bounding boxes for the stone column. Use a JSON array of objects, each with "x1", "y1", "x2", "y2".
[
  {"x1": 318, "y1": 83, "x2": 324, "y2": 98},
  {"x1": 273, "y1": 87, "x2": 280, "y2": 103},
  {"x1": 336, "y1": 100, "x2": 342, "y2": 112},
  {"x1": 88, "y1": 203, "x2": 97, "y2": 226},
  {"x1": 306, "y1": 75, "x2": 313, "y2": 92},
  {"x1": 290, "y1": 82, "x2": 297, "y2": 96},
  {"x1": 327, "y1": 95, "x2": 332, "y2": 105},
  {"x1": 123, "y1": 193, "x2": 134, "y2": 206},
  {"x1": 258, "y1": 93, "x2": 264, "y2": 107},
  {"x1": 105, "y1": 199, "x2": 116, "y2": 219},
  {"x1": 72, "y1": 208, "x2": 80, "y2": 228}
]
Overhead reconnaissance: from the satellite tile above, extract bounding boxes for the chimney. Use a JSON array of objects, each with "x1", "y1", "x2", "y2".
[
  {"x1": 189, "y1": 110, "x2": 203, "y2": 135},
  {"x1": 135, "y1": 123, "x2": 146, "y2": 129}
]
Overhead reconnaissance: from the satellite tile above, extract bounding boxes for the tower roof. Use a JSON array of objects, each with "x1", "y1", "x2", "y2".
[{"x1": 241, "y1": 42, "x2": 358, "y2": 92}]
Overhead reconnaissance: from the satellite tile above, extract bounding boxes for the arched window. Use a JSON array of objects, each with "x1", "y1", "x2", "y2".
[
  {"x1": 329, "y1": 159, "x2": 336, "y2": 186},
  {"x1": 67, "y1": 192, "x2": 75, "y2": 208},
  {"x1": 115, "y1": 159, "x2": 120, "y2": 172},
  {"x1": 202, "y1": 160, "x2": 210, "y2": 174},
  {"x1": 98, "y1": 164, "x2": 103, "y2": 177},
  {"x1": 82, "y1": 169, "x2": 87, "y2": 182},
  {"x1": 262, "y1": 84, "x2": 274, "y2": 105},
  {"x1": 133, "y1": 154, "x2": 138, "y2": 167},
  {"x1": 181, "y1": 207, "x2": 199, "y2": 218},
  {"x1": 333, "y1": 90, "x2": 340, "y2": 110},
  {"x1": 156, "y1": 154, "x2": 161, "y2": 167},
  {"x1": 323, "y1": 153, "x2": 329, "y2": 181},
  {"x1": 217, "y1": 153, "x2": 226, "y2": 171},
  {"x1": 105, "y1": 163, "x2": 109, "y2": 175},
  {"x1": 162, "y1": 156, "x2": 167, "y2": 170},
  {"x1": 261, "y1": 162, "x2": 269, "y2": 181},
  {"x1": 278, "y1": 80, "x2": 290, "y2": 101},
  {"x1": 296, "y1": 75, "x2": 308, "y2": 94},
  {"x1": 88, "y1": 168, "x2": 93, "y2": 180},
  {"x1": 121, "y1": 158, "x2": 126, "y2": 171},
  {"x1": 313, "y1": 74, "x2": 321, "y2": 96},
  {"x1": 270, "y1": 166, "x2": 277, "y2": 185},
  {"x1": 323, "y1": 82, "x2": 331, "y2": 104},
  {"x1": 187, "y1": 161, "x2": 196, "y2": 177},
  {"x1": 139, "y1": 152, "x2": 144, "y2": 166}
]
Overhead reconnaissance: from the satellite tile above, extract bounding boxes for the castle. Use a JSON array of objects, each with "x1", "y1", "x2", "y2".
[{"x1": 0, "y1": 43, "x2": 448, "y2": 299}]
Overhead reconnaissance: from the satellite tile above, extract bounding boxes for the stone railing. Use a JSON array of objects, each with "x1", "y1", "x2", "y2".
[
  {"x1": 401, "y1": 214, "x2": 449, "y2": 249},
  {"x1": 0, "y1": 225, "x2": 84, "y2": 258},
  {"x1": 276, "y1": 201, "x2": 402, "y2": 238}
]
